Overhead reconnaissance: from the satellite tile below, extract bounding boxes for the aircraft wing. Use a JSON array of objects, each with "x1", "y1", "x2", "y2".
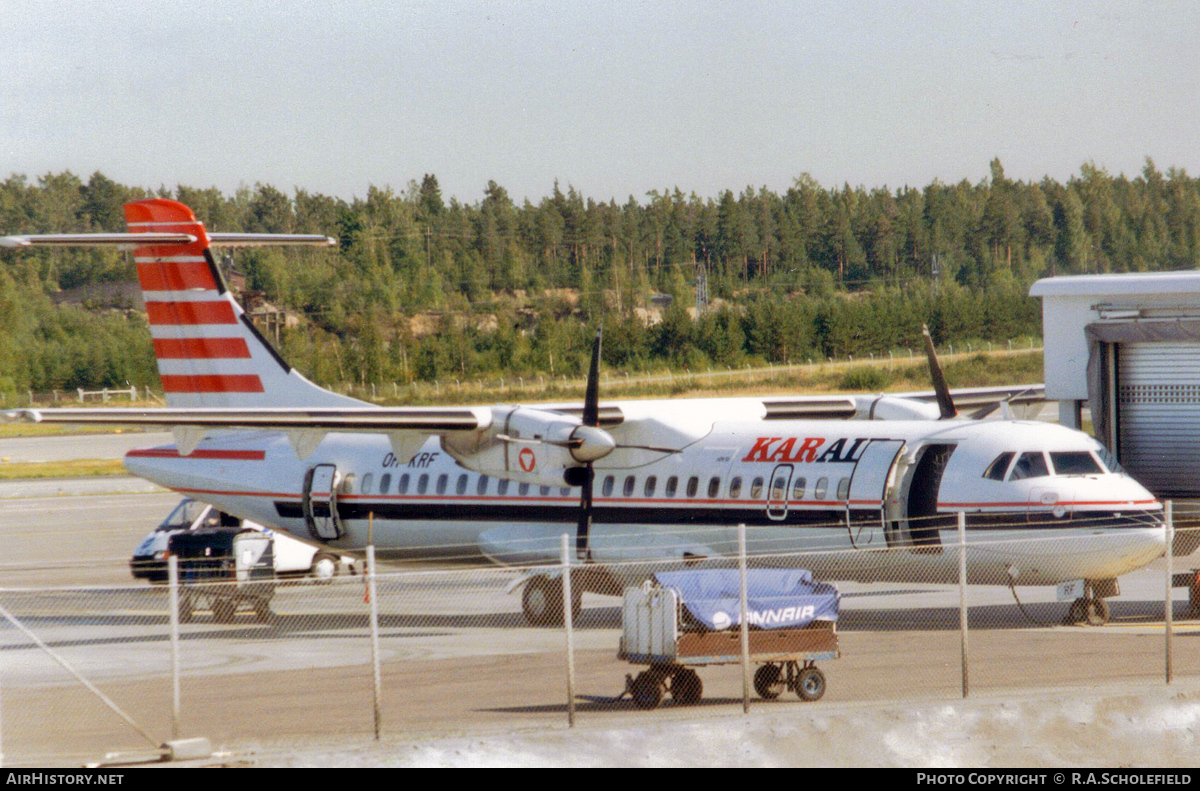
[{"x1": 895, "y1": 384, "x2": 1045, "y2": 408}]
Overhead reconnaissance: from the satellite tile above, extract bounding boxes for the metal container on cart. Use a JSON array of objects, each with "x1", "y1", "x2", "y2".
[
  {"x1": 168, "y1": 527, "x2": 277, "y2": 623},
  {"x1": 618, "y1": 569, "x2": 840, "y2": 709}
]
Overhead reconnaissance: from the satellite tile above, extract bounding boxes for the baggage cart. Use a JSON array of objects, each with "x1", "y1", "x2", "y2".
[
  {"x1": 168, "y1": 527, "x2": 277, "y2": 623},
  {"x1": 617, "y1": 569, "x2": 840, "y2": 709}
]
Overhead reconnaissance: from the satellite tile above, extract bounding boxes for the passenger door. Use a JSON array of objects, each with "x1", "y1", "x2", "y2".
[
  {"x1": 846, "y1": 439, "x2": 906, "y2": 533},
  {"x1": 303, "y1": 464, "x2": 344, "y2": 540},
  {"x1": 766, "y1": 464, "x2": 794, "y2": 521}
]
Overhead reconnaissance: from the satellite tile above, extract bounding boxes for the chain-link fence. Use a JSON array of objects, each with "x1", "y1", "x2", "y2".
[{"x1": 2, "y1": 507, "x2": 1197, "y2": 766}]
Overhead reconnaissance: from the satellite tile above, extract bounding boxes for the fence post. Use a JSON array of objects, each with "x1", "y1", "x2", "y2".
[
  {"x1": 367, "y1": 545, "x2": 383, "y2": 739},
  {"x1": 958, "y1": 511, "x2": 969, "y2": 698},
  {"x1": 1166, "y1": 500, "x2": 1174, "y2": 685},
  {"x1": 561, "y1": 534, "x2": 576, "y2": 727},
  {"x1": 169, "y1": 554, "x2": 181, "y2": 738},
  {"x1": 738, "y1": 523, "x2": 750, "y2": 714}
]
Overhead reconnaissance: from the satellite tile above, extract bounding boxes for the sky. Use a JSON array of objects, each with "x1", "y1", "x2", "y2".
[{"x1": 3, "y1": 1, "x2": 1198, "y2": 205}]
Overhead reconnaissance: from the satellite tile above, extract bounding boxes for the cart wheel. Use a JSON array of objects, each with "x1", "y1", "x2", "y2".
[
  {"x1": 754, "y1": 664, "x2": 785, "y2": 700},
  {"x1": 670, "y1": 669, "x2": 703, "y2": 706},
  {"x1": 178, "y1": 592, "x2": 194, "y2": 624},
  {"x1": 631, "y1": 672, "x2": 663, "y2": 710},
  {"x1": 253, "y1": 600, "x2": 273, "y2": 624},
  {"x1": 1085, "y1": 597, "x2": 1110, "y2": 626},
  {"x1": 796, "y1": 666, "x2": 826, "y2": 702},
  {"x1": 213, "y1": 599, "x2": 237, "y2": 624}
]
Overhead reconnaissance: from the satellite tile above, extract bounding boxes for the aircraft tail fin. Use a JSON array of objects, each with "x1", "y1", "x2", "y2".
[{"x1": 125, "y1": 198, "x2": 364, "y2": 408}]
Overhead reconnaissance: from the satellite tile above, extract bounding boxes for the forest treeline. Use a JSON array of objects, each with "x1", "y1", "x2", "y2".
[{"x1": 0, "y1": 158, "x2": 1198, "y2": 394}]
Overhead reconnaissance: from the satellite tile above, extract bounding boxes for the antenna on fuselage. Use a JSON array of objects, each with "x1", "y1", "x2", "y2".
[{"x1": 922, "y1": 324, "x2": 958, "y2": 419}]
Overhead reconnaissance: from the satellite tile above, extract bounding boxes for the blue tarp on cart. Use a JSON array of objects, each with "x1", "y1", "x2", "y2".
[{"x1": 654, "y1": 569, "x2": 840, "y2": 631}]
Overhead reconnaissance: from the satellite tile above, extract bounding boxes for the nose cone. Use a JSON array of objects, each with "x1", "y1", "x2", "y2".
[{"x1": 569, "y1": 425, "x2": 615, "y2": 463}]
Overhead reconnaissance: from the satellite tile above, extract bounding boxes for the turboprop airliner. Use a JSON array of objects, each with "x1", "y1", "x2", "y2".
[{"x1": 1, "y1": 199, "x2": 1165, "y2": 626}]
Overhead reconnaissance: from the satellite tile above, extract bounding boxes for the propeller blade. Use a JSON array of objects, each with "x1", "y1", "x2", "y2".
[
  {"x1": 922, "y1": 324, "x2": 957, "y2": 419},
  {"x1": 576, "y1": 463, "x2": 593, "y2": 561},
  {"x1": 582, "y1": 330, "x2": 602, "y2": 428}
]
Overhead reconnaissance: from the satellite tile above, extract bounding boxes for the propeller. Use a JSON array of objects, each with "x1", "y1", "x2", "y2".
[
  {"x1": 921, "y1": 324, "x2": 958, "y2": 419},
  {"x1": 575, "y1": 330, "x2": 602, "y2": 561}
]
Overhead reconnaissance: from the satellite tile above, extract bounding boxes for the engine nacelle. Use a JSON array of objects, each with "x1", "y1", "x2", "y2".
[
  {"x1": 441, "y1": 405, "x2": 614, "y2": 488},
  {"x1": 855, "y1": 395, "x2": 944, "y2": 421}
]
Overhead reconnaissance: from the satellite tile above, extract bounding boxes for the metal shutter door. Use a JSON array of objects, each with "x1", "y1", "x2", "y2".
[{"x1": 1118, "y1": 341, "x2": 1200, "y2": 496}]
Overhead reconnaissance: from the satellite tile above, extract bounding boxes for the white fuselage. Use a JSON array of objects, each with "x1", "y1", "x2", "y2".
[{"x1": 125, "y1": 415, "x2": 1165, "y2": 589}]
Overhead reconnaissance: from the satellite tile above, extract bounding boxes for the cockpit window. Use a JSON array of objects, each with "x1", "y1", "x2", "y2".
[
  {"x1": 983, "y1": 452, "x2": 1014, "y2": 481},
  {"x1": 1009, "y1": 452, "x2": 1050, "y2": 481},
  {"x1": 1050, "y1": 452, "x2": 1103, "y2": 476},
  {"x1": 1093, "y1": 443, "x2": 1124, "y2": 474}
]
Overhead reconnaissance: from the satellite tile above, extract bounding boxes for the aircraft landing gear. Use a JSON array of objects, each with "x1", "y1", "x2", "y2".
[
  {"x1": 1066, "y1": 596, "x2": 1111, "y2": 626},
  {"x1": 521, "y1": 574, "x2": 582, "y2": 626}
]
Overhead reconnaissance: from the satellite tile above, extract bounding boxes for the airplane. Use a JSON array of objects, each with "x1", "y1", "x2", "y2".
[{"x1": 0, "y1": 198, "x2": 1166, "y2": 627}]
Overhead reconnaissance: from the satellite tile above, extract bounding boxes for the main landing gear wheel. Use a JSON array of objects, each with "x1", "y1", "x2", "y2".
[
  {"x1": 754, "y1": 664, "x2": 785, "y2": 700},
  {"x1": 1067, "y1": 596, "x2": 1111, "y2": 626},
  {"x1": 670, "y1": 669, "x2": 703, "y2": 706},
  {"x1": 521, "y1": 575, "x2": 582, "y2": 627},
  {"x1": 796, "y1": 666, "x2": 826, "y2": 702}
]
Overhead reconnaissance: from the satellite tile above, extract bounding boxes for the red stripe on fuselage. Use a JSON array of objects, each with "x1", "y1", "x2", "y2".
[
  {"x1": 137, "y1": 261, "x2": 218, "y2": 291},
  {"x1": 146, "y1": 300, "x2": 238, "y2": 325},
  {"x1": 159, "y1": 374, "x2": 264, "y2": 393},
  {"x1": 153, "y1": 337, "x2": 252, "y2": 359},
  {"x1": 126, "y1": 448, "x2": 266, "y2": 460}
]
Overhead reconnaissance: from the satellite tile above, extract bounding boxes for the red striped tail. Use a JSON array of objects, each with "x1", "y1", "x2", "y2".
[{"x1": 126, "y1": 199, "x2": 362, "y2": 408}]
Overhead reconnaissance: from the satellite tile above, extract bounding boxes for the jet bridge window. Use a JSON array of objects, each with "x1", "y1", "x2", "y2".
[
  {"x1": 1008, "y1": 452, "x2": 1050, "y2": 481},
  {"x1": 983, "y1": 452, "x2": 1014, "y2": 481},
  {"x1": 665, "y1": 476, "x2": 679, "y2": 497},
  {"x1": 1050, "y1": 452, "x2": 1103, "y2": 476}
]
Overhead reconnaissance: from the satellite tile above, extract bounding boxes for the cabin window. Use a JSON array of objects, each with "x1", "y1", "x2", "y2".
[
  {"x1": 624, "y1": 476, "x2": 636, "y2": 497},
  {"x1": 770, "y1": 475, "x2": 786, "y2": 501},
  {"x1": 686, "y1": 476, "x2": 699, "y2": 498},
  {"x1": 498, "y1": 479, "x2": 510, "y2": 495},
  {"x1": 340, "y1": 474, "x2": 356, "y2": 495},
  {"x1": 602, "y1": 476, "x2": 615, "y2": 497},
  {"x1": 792, "y1": 477, "x2": 806, "y2": 500},
  {"x1": 665, "y1": 476, "x2": 679, "y2": 497},
  {"x1": 729, "y1": 477, "x2": 742, "y2": 499},
  {"x1": 398, "y1": 474, "x2": 410, "y2": 495},
  {"x1": 560, "y1": 487, "x2": 571, "y2": 496},
  {"x1": 1009, "y1": 452, "x2": 1050, "y2": 481},
  {"x1": 518, "y1": 482, "x2": 530, "y2": 495},
  {"x1": 417, "y1": 474, "x2": 429, "y2": 495},
  {"x1": 477, "y1": 475, "x2": 490, "y2": 495},
  {"x1": 540, "y1": 485, "x2": 551, "y2": 496},
  {"x1": 456, "y1": 474, "x2": 468, "y2": 495},
  {"x1": 644, "y1": 476, "x2": 657, "y2": 497},
  {"x1": 436, "y1": 474, "x2": 448, "y2": 495},
  {"x1": 1050, "y1": 452, "x2": 1103, "y2": 476},
  {"x1": 836, "y1": 477, "x2": 851, "y2": 500},
  {"x1": 379, "y1": 474, "x2": 391, "y2": 494},
  {"x1": 360, "y1": 473, "x2": 373, "y2": 495},
  {"x1": 706, "y1": 476, "x2": 720, "y2": 498},
  {"x1": 750, "y1": 477, "x2": 764, "y2": 499},
  {"x1": 814, "y1": 477, "x2": 828, "y2": 500},
  {"x1": 983, "y1": 452, "x2": 1014, "y2": 481}
]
